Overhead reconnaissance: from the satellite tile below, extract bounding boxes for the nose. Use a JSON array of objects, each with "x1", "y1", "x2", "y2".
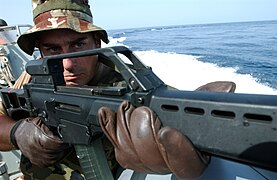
[
  {"x1": 63, "y1": 58, "x2": 76, "y2": 71},
  {"x1": 61, "y1": 48, "x2": 76, "y2": 71}
]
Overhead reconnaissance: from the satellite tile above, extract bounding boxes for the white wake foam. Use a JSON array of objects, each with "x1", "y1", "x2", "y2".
[
  {"x1": 135, "y1": 50, "x2": 277, "y2": 95},
  {"x1": 104, "y1": 37, "x2": 277, "y2": 95}
]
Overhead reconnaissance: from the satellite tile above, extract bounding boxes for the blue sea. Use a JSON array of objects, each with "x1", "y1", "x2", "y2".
[{"x1": 106, "y1": 20, "x2": 277, "y2": 95}]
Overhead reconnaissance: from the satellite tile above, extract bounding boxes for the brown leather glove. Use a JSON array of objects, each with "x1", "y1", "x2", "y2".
[
  {"x1": 98, "y1": 81, "x2": 236, "y2": 179},
  {"x1": 195, "y1": 81, "x2": 236, "y2": 93},
  {"x1": 99, "y1": 101, "x2": 209, "y2": 179},
  {"x1": 10, "y1": 117, "x2": 70, "y2": 167}
]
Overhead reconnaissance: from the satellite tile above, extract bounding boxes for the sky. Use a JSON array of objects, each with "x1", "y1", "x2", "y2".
[{"x1": 1, "y1": 0, "x2": 277, "y2": 30}]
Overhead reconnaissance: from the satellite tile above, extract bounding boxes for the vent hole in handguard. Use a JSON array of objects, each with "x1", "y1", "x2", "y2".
[
  {"x1": 211, "y1": 110, "x2": 236, "y2": 119},
  {"x1": 161, "y1": 104, "x2": 179, "y2": 112},
  {"x1": 244, "y1": 113, "x2": 272, "y2": 123},
  {"x1": 184, "y1": 107, "x2": 205, "y2": 115}
]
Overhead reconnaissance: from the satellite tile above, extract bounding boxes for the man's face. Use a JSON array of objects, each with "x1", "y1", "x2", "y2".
[{"x1": 37, "y1": 29, "x2": 100, "y2": 86}]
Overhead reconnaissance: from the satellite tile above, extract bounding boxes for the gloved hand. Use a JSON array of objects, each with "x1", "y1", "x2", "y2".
[
  {"x1": 99, "y1": 101, "x2": 209, "y2": 179},
  {"x1": 98, "y1": 81, "x2": 236, "y2": 179},
  {"x1": 10, "y1": 117, "x2": 70, "y2": 167}
]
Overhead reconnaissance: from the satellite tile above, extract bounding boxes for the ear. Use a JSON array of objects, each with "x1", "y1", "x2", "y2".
[
  {"x1": 95, "y1": 39, "x2": 101, "y2": 48},
  {"x1": 92, "y1": 32, "x2": 102, "y2": 48}
]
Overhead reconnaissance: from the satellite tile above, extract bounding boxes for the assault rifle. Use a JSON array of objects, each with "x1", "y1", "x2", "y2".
[{"x1": 1, "y1": 46, "x2": 277, "y2": 179}]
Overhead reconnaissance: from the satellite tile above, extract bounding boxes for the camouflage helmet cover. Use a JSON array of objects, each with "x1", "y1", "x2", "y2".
[{"x1": 17, "y1": 0, "x2": 108, "y2": 55}]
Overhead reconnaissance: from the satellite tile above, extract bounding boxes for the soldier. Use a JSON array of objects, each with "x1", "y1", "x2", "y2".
[{"x1": 0, "y1": 0, "x2": 213, "y2": 179}]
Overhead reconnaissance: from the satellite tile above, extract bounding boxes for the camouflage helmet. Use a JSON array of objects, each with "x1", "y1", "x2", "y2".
[
  {"x1": 0, "y1": 19, "x2": 8, "y2": 26},
  {"x1": 17, "y1": 0, "x2": 109, "y2": 55}
]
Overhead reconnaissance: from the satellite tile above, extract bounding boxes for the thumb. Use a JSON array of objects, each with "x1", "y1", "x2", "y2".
[{"x1": 157, "y1": 127, "x2": 208, "y2": 179}]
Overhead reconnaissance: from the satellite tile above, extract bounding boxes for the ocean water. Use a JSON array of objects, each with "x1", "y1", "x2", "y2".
[{"x1": 107, "y1": 20, "x2": 277, "y2": 95}]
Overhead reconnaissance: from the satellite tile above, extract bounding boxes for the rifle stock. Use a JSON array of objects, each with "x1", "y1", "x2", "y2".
[{"x1": 1, "y1": 46, "x2": 277, "y2": 177}]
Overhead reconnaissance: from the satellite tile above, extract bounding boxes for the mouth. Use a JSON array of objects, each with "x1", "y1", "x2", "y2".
[
  {"x1": 64, "y1": 74, "x2": 81, "y2": 81},
  {"x1": 65, "y1": 76, "x2": 77, "y2": 81}
]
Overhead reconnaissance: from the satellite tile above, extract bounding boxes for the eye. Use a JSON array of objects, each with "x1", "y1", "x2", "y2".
[
  {"x1": 74, "y1": 42, "x2": 85, "y2": 49},
  {"x1": 46, "y1": 46, "x2": 60, "y2": 53}
]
